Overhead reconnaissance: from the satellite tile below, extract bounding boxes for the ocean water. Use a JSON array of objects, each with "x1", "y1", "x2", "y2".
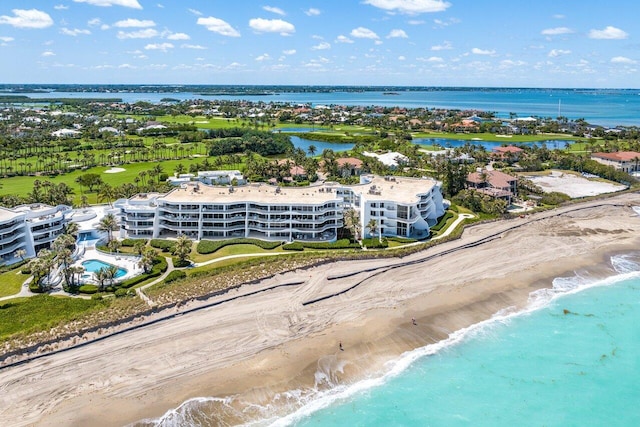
[
  {"x1": 24, "y1": 88, "x2": 640, "y2": 127},
  {"x1": 140, "y1": 252, "x2": 640, "y2": 427}
]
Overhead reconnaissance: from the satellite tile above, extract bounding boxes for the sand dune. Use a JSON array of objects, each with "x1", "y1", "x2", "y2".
[{"x1": 1, "y1": 193, "x2": 639, "y2": 426}]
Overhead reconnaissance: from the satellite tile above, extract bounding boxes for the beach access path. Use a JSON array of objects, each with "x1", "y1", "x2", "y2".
[{"x1": 1, "y1": 192, "x2": 639, "y2": 427}]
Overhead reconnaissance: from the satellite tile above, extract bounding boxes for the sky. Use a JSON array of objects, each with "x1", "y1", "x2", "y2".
[{"x1": 0, "y1": 0, "x2": 638, "y2": 88}]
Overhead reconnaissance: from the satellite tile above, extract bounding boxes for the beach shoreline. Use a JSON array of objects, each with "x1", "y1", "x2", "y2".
[{"x1": 1, "y1": 194, "x2": 639, "y2": 426}]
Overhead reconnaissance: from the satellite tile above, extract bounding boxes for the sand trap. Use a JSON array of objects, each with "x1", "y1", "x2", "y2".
[
  {"x1": 104, "y1": 167, "x2": 126, "y2": 174},
  {"x1": 527, "y1": 170, "x2": 627, "y2": 198}
]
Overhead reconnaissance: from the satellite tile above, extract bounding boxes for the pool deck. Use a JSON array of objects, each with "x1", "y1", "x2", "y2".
[{"x1": 74, "y1": 247, "x2": 142, "y2": 284}]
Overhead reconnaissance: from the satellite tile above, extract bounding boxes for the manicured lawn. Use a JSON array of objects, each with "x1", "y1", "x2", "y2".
[
  {"x1": 186, "y1": 255, "x2": 274, "y2": 276},
  {"x1": 154, "y1": 115, "x2": 242, "y2": 129},
  {"x1": 0, "y1": 268, "x2": 29, "y2": 297},
  {"x1": 190, "y1": 243, "x2": 283, "y2": 263},
  {"x1": 0, "y1": 295, "x2": 108, "y2": 340},
  {"x1": 0, "y1": 157, "x2": 244, "y2": 204}
]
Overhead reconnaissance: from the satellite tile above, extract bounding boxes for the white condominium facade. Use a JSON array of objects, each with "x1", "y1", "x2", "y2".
[
  {"x1": 116, "y1": 175, "x2": 445, "y2": 242},
  {"x1": 0, "y1": 204, "x2": 70, "y2": 265}
]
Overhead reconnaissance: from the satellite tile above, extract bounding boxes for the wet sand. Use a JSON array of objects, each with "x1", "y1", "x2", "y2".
[{"x1": 1, "y1": 194, "x2": 639, "y2": 426}]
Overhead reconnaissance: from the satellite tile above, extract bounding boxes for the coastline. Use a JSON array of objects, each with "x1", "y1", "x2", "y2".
[{"x1": 1, "y1": 194, "x2": 639, "y2": 426}]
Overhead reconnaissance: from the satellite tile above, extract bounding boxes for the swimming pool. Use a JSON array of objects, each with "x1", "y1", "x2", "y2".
[{"x1": 81, "y1": 259, "x2": 127, "y2": 278}]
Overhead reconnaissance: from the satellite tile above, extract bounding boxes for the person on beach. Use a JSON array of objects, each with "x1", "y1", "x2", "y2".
[
  {"x1": 339, "y1": 341, "x2": 344, "y2": 351},
  {"x1": 412, "y1": 317, "x2": 417, "y2": 325}
]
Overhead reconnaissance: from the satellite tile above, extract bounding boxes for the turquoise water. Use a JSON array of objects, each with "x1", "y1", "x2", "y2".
[
  {"x1": 81, "y1": 259, "x2": 127, "y2": 278},
  {"x1": 286, "y1": 254, "x2": 640, "y2": 427},
  {"x1": 143, "y1": 253, "x2": 640, "y2": 427},
  {"x1": 25, "y1": 88, "x2": 640, "y2": 127}
]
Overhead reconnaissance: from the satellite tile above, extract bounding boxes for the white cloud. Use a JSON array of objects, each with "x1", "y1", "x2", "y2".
[
  {"x1": 434, "y1": 17, "x2": 460, "y2": 27},
  {"x1": 0, "y1": 36, "x2": 14, "y2": 42},
  {"x1": 117, "y1": 29, "x2": 158, "y2": 39},
  {"x1": 548, "y1": 49, "x2": 571, "y2": 57},
  {"x1": 553, "y1": 14, "x2": 565, "y2": 19},
  {"x1": 114, "y1": 19, "x2": 156, "y2": 28},
  {"x1": 263, "y1": 6, "x2": 286, "y2": 16},
  {"x1": 119, "y1": 63, "x2": 136, "y2": 69},
  {"x1": 335, "y1": 35, "x2": 354, "y2": 43},
  {"x1": 589, "y1": 26, "x2": 628, "y2": 40},
  {"x1": 167, "y1": 32, "x2": 190, "y2": 40},
  {"x1": 611, "y1": 56, "x2": 636, "y2": 64},
  {"x1": 255, "y1": 53, "x2": 270, "y2": 61},
  {"x1": 54, "y1": 4, "x2": 69, "y2": 10},
  {"x1": 0, "y1": 9, "x2": 54, "y2": 29},
  {"x1": 363, "y1": 0, "x2": 451, "y2": 14},
  {"x1": 387, "y1": 29, "x2": 408, "y2": 38},
  {"x1": 72, "y1": 0, "x2": 142, "y2": 9},
  {"x1": 500, "y1": 59, "x2": 526, "y2": 67},
  {"x1": 41, "y1": 50, "x2": 55, "y2": 56},
  {"x1": 249, "y1": 18, "x2": 295, "y2": 36},
  {"x1": 197, "y1": 17, "x2": 240, "y2": 37},
  {"x1": 312, "y1": 41, "x2": 331, "y2": 50},
  {"x1": 181, "y1": 44, "x2": 206, "y2": 50},
  {"x1": 305, "y1": 8, "x2": 321, "y2": 16},
  {"x1": 188, "y1": 8, "x2": 202, "y2": 16},
  {"x1": 471, "y1": 47, "x2": 495, "y2": 55},
  {"x1": 351, "y1": 27, "x2": 379, "y2": 39},
  {"x1": 398, "y1": 55, "x2": 406, "y2": 60},
  {"x1": 88, "y1": 18, "x2": 102, "y2": 26},
  {"x1": 541, "y1": 27, "x2": 573, "y2": 36},
  {"x1": 431, "y1": 40, "x2": 452, "y2": 50},
  {"x1": 61, "y1": 27, "x2": 91, "y2": 36},
  {"x1": 282, "y1": 49, "x2": 296, "y2": 55},
  {"x1": 144, "y1": 42, "x2": 173, "y2": 51}
]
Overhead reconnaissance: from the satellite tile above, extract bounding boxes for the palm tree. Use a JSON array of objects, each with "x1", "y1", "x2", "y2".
[
  {"x1": 64, "y1": 221, "x2": 80, "y2": 239},
  {"x1": 107, "y1": 238, "x2": 122, "y2": 254},
  {"x1": 14, "y1": 248, "x2": 27, "y2": 262},
  {"x1": 172, "y1": 235, "x2": 192, "y2": 265},
  {"x1": 343, "y1": 208, "x2": 361, "y2": 242},
  {"x1": 307, "y1": 144, "x2": 317, "y2": 157},
  {"x1": 97, "y1": 184, "x2": 116, "y2": 207},
  {"x1": 133, "y1": 240, "x2": 146, "y2": 255},
  {"x1": 138, "y1": 247, "x2": 157, "y2": 273},
  {"x1": 97, "y1": 213, "x2": 118, "y2": 243},
  {"x1": 366, "y1": 218, "x2": 380, "y2": 241}
]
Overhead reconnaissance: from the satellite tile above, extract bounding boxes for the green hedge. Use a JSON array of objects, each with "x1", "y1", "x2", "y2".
[
  {"x1": 121, "y1": 238, "x2": 148, "y2": 247},
  {"x1": 282, "y1": 242, "x2": 304, "y2": 251},
  {"x1": 150, "y1": 239, "x2": 176, "y2": 253},
  {"x1": 118, "y1": 256, "x2": 167, "y2": 288},
  {"x1": 164, "y1": 270, "x2": 187, "y2": 284},
  {"x1": 29, "y1": 282, "x2": 44, "y2": 293},
  {"x1": 282, "y1": 239, "x2": 360, "y2": 251},
  {"x1": 430, "y1": 211, "x2": 455, "y2": 233},
  {"x1": 78, "y1": 284, "x2": 99, "y2": 294},
  {"x1": 196, "y1": 238, "x2": 282, "y2": 254},
  {"x1": 387, "y1": 236, "x2": 417, "y2": 244},
  {"x1": 362, "y1": 238, "x2": 389, "y2": 249}
]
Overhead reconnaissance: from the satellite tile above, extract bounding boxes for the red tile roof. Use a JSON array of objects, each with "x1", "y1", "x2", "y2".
[
  {"x1": 492, "y1": 145, "x2": 524, "y2": 153},
  {"x1": 467, "y1": 170, "x2": 516, "y2": 190},
  {"x1": 591, "y1": 151, "x2": 640, "y2": 162},
  {"x1": 336, "y1": 157, "x2": 363, "y2": 168}
]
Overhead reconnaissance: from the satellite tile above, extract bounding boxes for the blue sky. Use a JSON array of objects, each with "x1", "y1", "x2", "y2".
[{"x1": 0, "y1": 0, "x2": 638, "y2": 87}]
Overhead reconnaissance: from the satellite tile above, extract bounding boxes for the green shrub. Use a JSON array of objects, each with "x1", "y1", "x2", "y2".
[
  {"x1": 299, "y1": 239, "x2": 360, "y2": 250},
  {"x1": 118, "y1": 256, "x2": 167, "y2": 288},
  {"x1": 196, "y1": 238, "x2": 282, "y2": 254},
  {"x1": 283, "y1": 242, "x2": 304, "y2": 251},
  {"x1": 540, "y1": 191, "x2": 571, "y2": 205},
  {"x1": 91, "y1": 293, "x2": 103, "y2": 301},
  {"x1": 78, "y1": 284, "x2": 99, "y2": 294},
  {"x1": 430, "y1": 211, "x2": 455, "y2": 233},
  {"x1": 387, "y1": 236, "x2": 416, "y2": 244},
  {"x1": 21, "y1": 268, "x2": 31, "y2": 275},
  {"x1": 121, "y1": 238, "x2": 148, "y2": 247},
  {"x1": 150, "y1": 239, "x2": 176, "y2": 253},
  {"x1": 153, "y1": 256, "x2": 168, "y2": 273},
  {"x1": 114, "y1": 288, "x2": 128, "y2": 297},
  {"x1": 29, "y1": 283, "x2": 44, "y2": 293},
  {"x1": 164, "y1": 270, "x2": 187, "y2": 284},
  {"x1": 172, "y1": 258, "x2": 191, "y2": 268},
  {"x1": 362, "y1": 238, "x2": 389, "y2": 249}
]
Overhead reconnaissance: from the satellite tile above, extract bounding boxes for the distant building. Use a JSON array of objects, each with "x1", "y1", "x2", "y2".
[
  {"x1": 467, "y1": 169, "x2": 518, "y2": 204},
  {"x1": 591, "y1": 151, "x2": 640, "y2": 173},
  {"x1": 0, "y1": 204, "x2": 70, "y2": 265},
  {"x1": 492, "y1": 145, "x2": 524, "y2": 161}
]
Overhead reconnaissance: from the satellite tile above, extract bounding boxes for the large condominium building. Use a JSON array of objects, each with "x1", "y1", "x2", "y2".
[
  {"x1": 116, "y1": 175, "x2": 445, "y2": 242},
  {"x1": 0, "y1": 204, "x2": 70, "y2": 265}
]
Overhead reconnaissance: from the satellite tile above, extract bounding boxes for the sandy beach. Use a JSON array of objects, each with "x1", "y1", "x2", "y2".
[{"x1": 1, "y1": 193, "x2": 640, "y2": 426}]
